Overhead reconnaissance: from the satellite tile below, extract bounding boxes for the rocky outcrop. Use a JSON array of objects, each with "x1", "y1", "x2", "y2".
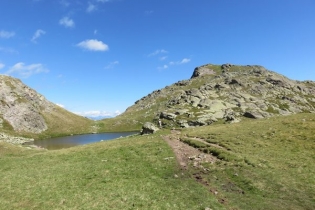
[
  {"x1": 0, "y1": 75, "x2": 57, "y2": 133},
  {"x1": 0, "y1": 132, "x2": 34, "y2": 145},
  {"x1": 141, "y1": 122, "x2": 159, "y2": 135},
  {"x1": 125, "y1": 63, "x2": 315, "y2": 129},
  {"x1": 191, "y1": 65, "x2": 216, "y2": 78}
]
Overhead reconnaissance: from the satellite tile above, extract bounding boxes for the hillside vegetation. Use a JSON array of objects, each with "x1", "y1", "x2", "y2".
[
  {"x1": 0, "y1": 131, "x2": 223, "y2": 210},
  {"x1": 1, "y1": 113, "x2": 314, "y2": 209},
  {"x1": 179, "y1": 112, "x2": 315, "y2": 209}
]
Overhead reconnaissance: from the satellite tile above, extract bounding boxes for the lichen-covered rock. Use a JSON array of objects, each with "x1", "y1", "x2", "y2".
[
  {"x1": 160, "y1": 112, "x2": 177, "y2": 120},
  {"x1": 191, "y1": 66, "x2": 215, "y2": 78},
  {"x1": 141, "y1": 122, "x2": 159, "y2": 135}
]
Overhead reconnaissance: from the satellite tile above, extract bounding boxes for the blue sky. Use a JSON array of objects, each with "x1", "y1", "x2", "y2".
[{"x1": 0, "y1": 0, "x2": 314, "y2": 118}]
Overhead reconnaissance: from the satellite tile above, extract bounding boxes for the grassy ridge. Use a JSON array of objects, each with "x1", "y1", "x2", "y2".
[
  {"x1": 181, "y1": 113, "x2": 315, "y2": 209},
  {"x1": 0, "y1": 132, "x2": 223, "y2": 210}
]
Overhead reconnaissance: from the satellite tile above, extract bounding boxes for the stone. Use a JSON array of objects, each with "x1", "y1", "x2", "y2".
[
  {"x1": 160, "y1": 112, "x2": 177, "y2": 120},
  {"x1": 141, "y1": 122, "x2": 159, "y2": 135},
  {"x1": 243, "y1": 111, "x2": 265, "y2": 119},
  {"x1": 191, "y1": 65, "x2": 215, "y2": 78}
]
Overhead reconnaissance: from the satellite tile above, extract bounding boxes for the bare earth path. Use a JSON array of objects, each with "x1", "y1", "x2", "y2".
[
  {"x1": 162, "y1": 130, "x2": 229, "y2": 206},
  {"x1": 162, "y1": 130, "x2": 217, "y2": 169}
]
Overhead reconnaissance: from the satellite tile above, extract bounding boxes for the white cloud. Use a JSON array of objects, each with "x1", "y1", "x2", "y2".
[
  {"x1": 0, "y1": 30, "x2": 15, "y2": 38},
  {"x1": 56, "y1": 103, "x2": 65, "y2": 108},
  {"x1": 0, "y1": 63, "x2": 5, "y2": 69},
  {"x1": 87, "y1": 2, "x2": 97, "y2": 13},
  {"x1": 94, "y1": 30, "x2": 98, "y2": 35},
  {"x1": 169, "y1": 58, "x2": 191, "y2": 65},
  {"x1": 105, "y1": 61, "x2": 119, "y2": 69},
  {"x1": 157, "y1": 65, "x2": 168, "y2": 70},
  {"x1": 77, "y1": 39, "x2": 109, "y2": 51},
  {"x1": 5, "y1": 62, "x2": 49, "y2": 78},
  {"x1": 148, "y1": 49, "x2": 168, "y2": 57},
  {"x1": 31, "y1": 29, "x2": 46, "y2": 43},
  {"x1": 114, "y1": 110, "x2": 121, "y2": 116},
  {"x1": 75, "y1": 110, "x2": 120, "y2": 118},
  {"x1": 180, "y1": 58, "x2": 191, "y2": 64},
  {"x1": 59, "y1": 17, "x2": 75, "y2": 28}
]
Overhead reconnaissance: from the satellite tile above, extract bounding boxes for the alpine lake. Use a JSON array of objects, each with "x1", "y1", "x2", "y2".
[{"x1": 32, "y1": 132, "x2": 138, "y2": 150}]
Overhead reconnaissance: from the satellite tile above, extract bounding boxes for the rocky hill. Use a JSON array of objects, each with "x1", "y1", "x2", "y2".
[
  {"x1": 101, "y1": 63, "x2": 315, "y2": 131},
  {"x1": 0, "y1": 75, "x2": 92, "y2": 137}
]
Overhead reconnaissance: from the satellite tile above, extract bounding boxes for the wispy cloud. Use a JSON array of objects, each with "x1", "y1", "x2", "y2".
[
  {"x1": 157, "y1": 65, "x2": 168, "y2": 70},
  {"x1": 77, "y1": 39, "x2": 109, "y2": 51},
  {"x1": 0, "y1": 47, "x2": 18, "y2": 54},
  {"x1": 59, "y1": 0, "x2": 70, "y2": 7},
  {"x1": 0, "y1": 30, "x2": 15, "y2": 38},
  {"x1": 97, "y1": 0, "x2": 110, "y2": 2},
  {"x1": 56, "y1": 103, "x2": 65, "y2": 108},
  {"x1": 105, "y1": 61, "x2": 119, "y2": 69},
  {"x1": 59, "y1": 17, "x2": 75, "y2": 28},
  {"x1": 169, "y1": 58, "x2": 191, "y2": 65},
  {"x1": 75, "y1": 110, "x2": 121, "y2": 118},
  {"x1": 159, "y1": 56, "x2": 167, "y2": 61},
  {"x1": 157, "y1": 58, "x2": 190, "y2": 70},
  {"x1": 148, "y1": 49, "x2": 168, "y2": 57},
  {"x1": 31, "y1": 29, "x2": 46, "y2": 43},
  {"x1": 5, "y1": 62, "x2": 49, "y2": 78},
  {"x1": 0, "y1": 63, "x2": 5, "y2": 69},
  {"x1": 87, "y1": 2, "x2": 97, "y2": 13}
]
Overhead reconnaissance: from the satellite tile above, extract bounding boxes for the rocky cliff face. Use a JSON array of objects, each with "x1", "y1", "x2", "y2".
[
  {"x1": 1, "y1": 75, "x2": 60, "y2": 133},
  {"x1": 125, "y1": 64, "x2": 315, "y2": 128}
]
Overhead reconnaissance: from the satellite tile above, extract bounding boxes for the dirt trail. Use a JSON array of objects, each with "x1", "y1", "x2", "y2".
[{"x1": 162, "y1": 130, "x2": 217, "y2": 169}]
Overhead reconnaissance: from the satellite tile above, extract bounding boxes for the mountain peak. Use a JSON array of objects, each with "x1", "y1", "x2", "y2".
[{"x1": 110, "y1": 63, "x2": 315, "y2": 130}]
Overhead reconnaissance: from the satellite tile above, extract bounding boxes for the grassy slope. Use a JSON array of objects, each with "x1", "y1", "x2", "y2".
[
  {"x1": 180, "y1": 113, "x2": 315, "y2": 209},
  {"x1": 0, "y1": 131, "x2": 223, "y2": 210},
  {"x1": 39, "y1": 106, "x2": 95, "y2": 139},
  {"x1": 1, "y1": 113, "x2": 315, "y2": 209},
  {"x1": 1, "y1": 106, "x2": 94, "y2": 140}
]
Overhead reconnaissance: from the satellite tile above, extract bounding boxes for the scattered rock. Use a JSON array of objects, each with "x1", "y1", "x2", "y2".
[
  {"x1": 0, "y1": 132, "x2": 34, "y2": 145},
  {"x1": 141, "y1": 122, "x2": 159, "y2": 135},
  {"x1": 125, "y1": 63, "x2": 315, "y2": 129},
  {"x1": 160, "y1": 112, "x2": 177, "y2": 120}
]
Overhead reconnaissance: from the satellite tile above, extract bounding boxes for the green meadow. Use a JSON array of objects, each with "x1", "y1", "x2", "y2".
[{"x1": 1, "y1": 113, "x2": 315, "y2": 209}]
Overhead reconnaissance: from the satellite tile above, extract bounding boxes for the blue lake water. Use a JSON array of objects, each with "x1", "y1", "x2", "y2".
[{"x1": 33, "y1": 132, "x2": 138, "y2": 150}]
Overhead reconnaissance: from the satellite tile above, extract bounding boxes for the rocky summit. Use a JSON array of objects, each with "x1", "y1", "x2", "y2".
[{"x1": 123, "y1": 63, "x2": 315, "y2": 128}]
